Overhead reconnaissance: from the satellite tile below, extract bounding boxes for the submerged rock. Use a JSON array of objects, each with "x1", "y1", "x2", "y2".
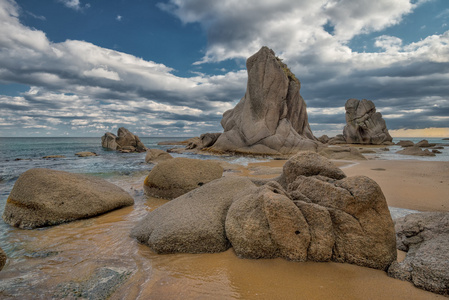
[
  {"x1": 132, "y1": 177, "x2": 256, "y2": 254},
  {"x1": 101, "y1": 127, "x2": 146, "y2": 152},
  {"x1": 210, "y1": 46, "x2": 317, "y2": 155},
  {"x1": 143, "y1": 157, "x2": 223, "y2": 199},
  {"x1": 343, "y1": 99, "x2": 393, "y2": 145},
  {"x1": 75, "y1": 151, "x2": 97, "y2": 157},
  {"x1": 388, "y1": 212, "x2": 449, "y2": 296},
  {"x1": 396, "y1": 147, "x2": 436, "y2": 157},
  {"x1": 2, "y1": 168, "x2": 134, "y2": 229}
]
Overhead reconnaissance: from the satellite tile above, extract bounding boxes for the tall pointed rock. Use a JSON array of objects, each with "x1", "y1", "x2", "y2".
[{"x1": 210, "y1": 47, "x2": 316, "y2": 155}]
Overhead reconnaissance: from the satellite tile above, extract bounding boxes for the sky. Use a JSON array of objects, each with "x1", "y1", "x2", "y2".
[{"x1": 0, "y1": 0, "x2": 448, "y2": 138}]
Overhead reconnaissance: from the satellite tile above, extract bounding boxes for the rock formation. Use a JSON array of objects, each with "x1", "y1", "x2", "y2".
[
  {"x1": 388, "y1": 212, "x2": 449, "y2": 296},
  {"x1": 133, "y1": 152, "x2": 396, "y2": 270},
  {"x1": 210, "y1": 46, "x2": 317, "y2": 155},
  {"x1": 143, "y1": 157, "x2": 224, "y2": 199},
  {"x1": 132, "y1": 177, "x2": 256, "y2": 254},
  {"x1": 101, "y1": 127, "x2": 146, "y2": 152},
  {"x1": 2, "y1": 168, "x2": 134, "y2": 229},
  {"x1": 343, "y1": 99, "x2": 393, "y2": 145},
  {"x1": 0, "y1": 247, "x2": 6, "y2": 271},
  {"x1": 144, "y1": 149, "x2": 173, "y2": 164}
]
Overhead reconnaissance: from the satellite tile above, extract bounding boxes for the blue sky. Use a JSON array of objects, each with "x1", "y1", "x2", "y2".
[{"x1": 0, "y1": 0, "x2": 448, "y2": 137}]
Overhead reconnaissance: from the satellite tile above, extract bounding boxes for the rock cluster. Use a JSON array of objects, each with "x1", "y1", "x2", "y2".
[
  {"x1": 101, "y1": 127, "x2": 146, "y2": 152},
  {"x1": 143, "y1": 157, "x2": 223, "y2": 200},
  {"x1": 209, "y1": 47, "x2": 317, "y2": 155},
  {"x1": 133, "y1": 152, "x2": 396, "y2": 270},
  {"x1": 3, "y1": 168, "x2": 134, "y2": 229},
  {"x1": 388, "y1": 212, "x2": 449, "y2": 296},
  {"x1": 343, "y1": 99, "x2": 393, "y2": 145}
]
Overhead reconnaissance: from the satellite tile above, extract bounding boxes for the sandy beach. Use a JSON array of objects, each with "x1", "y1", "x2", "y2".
[{"x1": 213, "y1": 156, "x2": 449, "y2": 299}]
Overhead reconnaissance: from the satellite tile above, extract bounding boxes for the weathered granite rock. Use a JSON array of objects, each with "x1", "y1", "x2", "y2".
[
  {"x1": 295, "y1": 201, "x2": 335, "y2": 262},
  {"x1": 225, "y1": 184, "x2": 311, "y2": 261},
  {"x1": 143, "y1": 157, "x2": 224, "y2": 199},
  {"x1": 210, "y1": 46, "x2": 317, "y2": 155},
  {"x1": 415, "y1": 139, "x2": 436, "y2": 148},
  {"x1": 343, "y1": 99, "x2": 393, "y2": 145},
  {"x1": 186, "y1": 133, "x2": 222, "y2": 150},
  {"x1": 0, "y1": 247, "x2": 6, "y2": 271},
  {"x1": 328, "y1": 134, "x2": 347, "y2": 145},
  {"x1": 396, "y1": 140, "x2": 414, "y2": 147},
  {"x1": 101, "y1": 127, "x2": 146, "y2": 152},
  {"x1": 318, "y1": 147, "x2": 367, "y2": 160},
  {"x1": 288, "y1": 175, "x2": 397, "y2": 270},
  {"x1": 2, "y1": 168, "x2": 134, "y2": 229},
  {"x1": 144, "y1": 149, "x2": 173, "y2": 164},
  {"x1": 132, "y1": 177, "x2": 256, "y2": 254},
  {"x1": 317, "y1": 135, "x2": 330, "y2": 144},
  {"x1": 396, "y1": 147, "x2": 436, "y2": 157},
  {"x1": 388, "y1": 212, "x2": 449, "y2": 296},
  {"x1": 280, "y1": 151, "x2": 346, "y2": 188}
]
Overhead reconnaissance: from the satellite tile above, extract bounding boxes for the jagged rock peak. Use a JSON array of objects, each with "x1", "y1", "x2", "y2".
[{"x1": 210, "y1": 46, "x2": 317, "y2": 155}]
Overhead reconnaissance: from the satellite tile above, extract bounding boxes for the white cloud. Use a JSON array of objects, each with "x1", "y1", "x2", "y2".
[
  {"x1": 58, "y1": 0, "x2": 89, "y2": 11},
  {"x1": 116, "y1": 15, "x2": 122, "y2": 21}
]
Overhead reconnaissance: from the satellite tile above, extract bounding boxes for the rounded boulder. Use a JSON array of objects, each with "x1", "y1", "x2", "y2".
[
  {"x1": 2, "y1": 168, "x2": 134, "y2": 229},
  {"x1": 143, "y1": 157, "x2": 223, "y2": 199}
]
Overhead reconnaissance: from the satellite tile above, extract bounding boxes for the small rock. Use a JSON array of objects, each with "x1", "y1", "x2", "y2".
[{"x1": 75, "y1": 151, "x2": 97, "y2": 157}]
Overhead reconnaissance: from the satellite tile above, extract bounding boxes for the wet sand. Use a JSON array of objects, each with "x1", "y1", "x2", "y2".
[{"x1": 1, "y1": 159, "x2": 447, "y2": 299}]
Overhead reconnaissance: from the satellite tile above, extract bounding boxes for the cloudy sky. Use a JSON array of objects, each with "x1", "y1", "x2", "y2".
[{"x1": 0, "y1": 0, "x2": 448, "y2": 137}]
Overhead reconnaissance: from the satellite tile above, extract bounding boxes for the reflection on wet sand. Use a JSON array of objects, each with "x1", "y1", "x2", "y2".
[{"x1": 0, "y1": 175, "x2": 443, "y2": 300}]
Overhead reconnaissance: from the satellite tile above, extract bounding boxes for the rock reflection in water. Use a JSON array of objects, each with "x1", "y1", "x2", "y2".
[{"x1": 0, "y1": 178, "x2": 441, "y2": 300}]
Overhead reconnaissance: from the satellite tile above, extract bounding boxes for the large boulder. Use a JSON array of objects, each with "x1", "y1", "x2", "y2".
[
  {"x1": 101, "y1": 127, "x2": 146, "y2": 152},
  {"x1": 132, "y1": 177, "x2": 256, "y2": 254},
  {"x1": 0, "y1": 247, "x2": 6, "y2": 271},
  {"x1": 144, "y1": 149, "x2": 173, "y2": 164},
  {"x1": 143, "y1": 157, "x2": 224, "y2": 199},
  {"x1": 2, "y1": 168, "x2": 134, "y2": 229},
  {"x1": 343, "y1": 99, "x2": 393, "y2": 145},
  {"x1": 388, "y1": 212, "x2": 449, "y2": 296},
  {"x1": 288, "y1": 175, "x2": 397, "y2": 270},
  {"x1": 225, "y1": 183, "x2": 311, "y2": 261},
  {"x1": 210, "y1": 46, "x2": 317, "y2": 155}
]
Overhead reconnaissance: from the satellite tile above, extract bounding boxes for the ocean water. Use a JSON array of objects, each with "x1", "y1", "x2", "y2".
[{"x1": 375, "y1": 137, "x2": 449, "y2": 161}]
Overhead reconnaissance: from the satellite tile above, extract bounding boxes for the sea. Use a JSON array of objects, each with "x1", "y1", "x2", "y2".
[{"x1": 0, "y1": 136, "x2": 447, "y2": 299}]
